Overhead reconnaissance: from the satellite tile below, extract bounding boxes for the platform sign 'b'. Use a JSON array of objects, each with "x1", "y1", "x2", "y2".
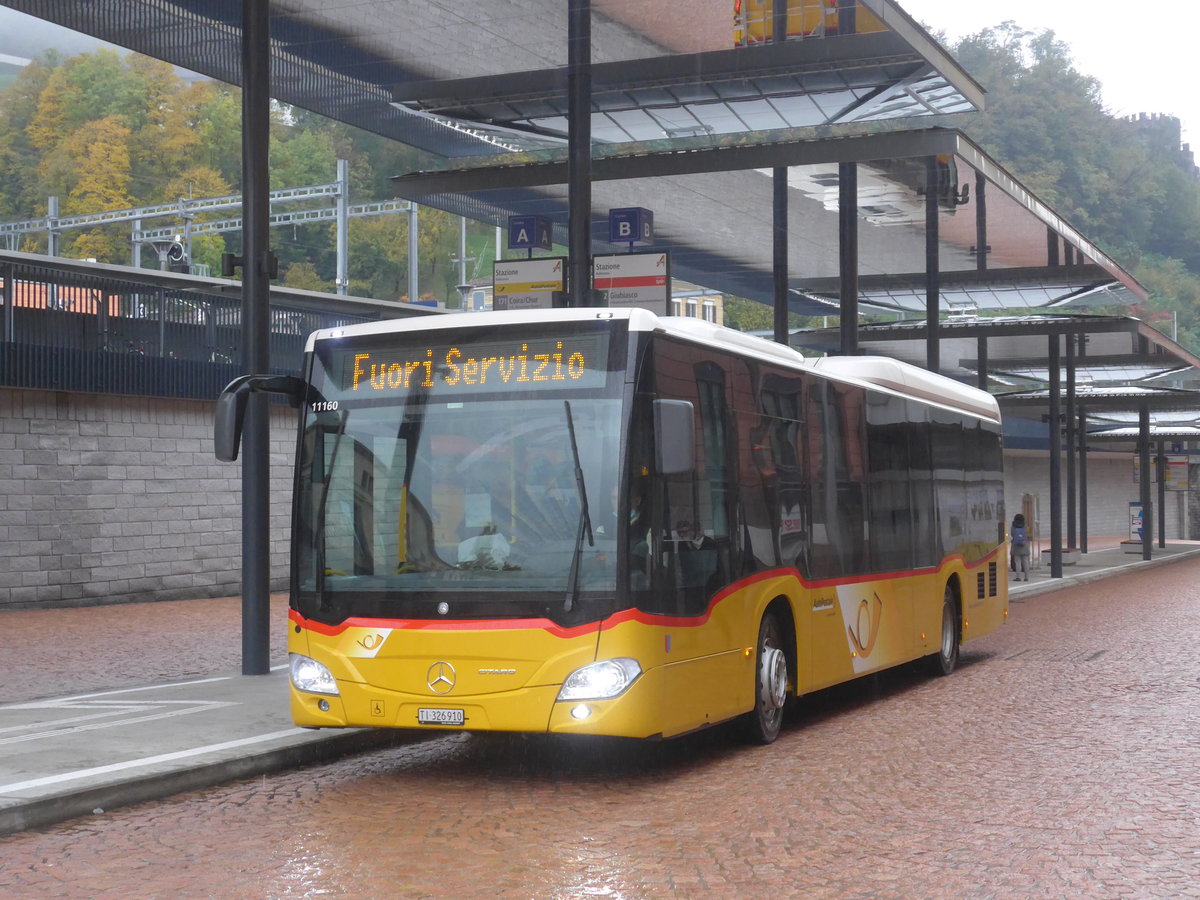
[{"x1": 608, "y1": 207, "x2": 654, "y2": 246}]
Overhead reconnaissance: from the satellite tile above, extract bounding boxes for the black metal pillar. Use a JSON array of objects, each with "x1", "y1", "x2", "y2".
[
  {"x1": 240, "y1": 0, "x2": 273, "y2": 675},
  {"x1": 975, "y1": 171, "x2": 987, "y2": 273},
  {"x1": 1048, "y1": 334, "x2": 1062, "y2": 578},
  {"x1": 567, "y1": 0, "x2": 592, "y2": 307},
  {"x1": 773, "y1": 169, "x2": 788, "y2": 344},
  {"x1": 1, "y1": 264, "x2": 12, "y2": 341},
  {"x1": 839, "y1": 162, "x2": 858, "y2": 355},
  {"x1": 925, "y1": 157, "x2": 940, "y2": 373},
  {"x1": 1078, "y1": 401, "x2": 1089, "y2": 554},
  {"x1": 835, "y1": 0, "x2": 856, "y2": 33},
  {"x1": 772, "y1": 0, "x2": 789, "y2": 346},
  {"x1": 155, "y1": 286, "x2": 166, "y2": 357},
  {"x1": 1139, "y1": 404, "x2": 1152, "y2": 561},
  {"x1": 1065, "y1": 333, "x2": 1076, "y2": 548},
  {"x1": 976, "y1": 336, "x2": 988, "y2": 390},
  {"x1": 1157, "y1": 439, "x2": 1167, "y2": 549}
]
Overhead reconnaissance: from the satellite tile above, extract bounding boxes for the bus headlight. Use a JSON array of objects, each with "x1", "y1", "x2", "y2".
[
  {"x1": 557, "y1": 658, "x2": 641, "y2": 701},
  {"x1": 290, "y1": 653, "x2": 340, "y2": 695}
]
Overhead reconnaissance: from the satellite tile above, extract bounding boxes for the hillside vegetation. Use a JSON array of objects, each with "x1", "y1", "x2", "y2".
[{"x1": 2, "y1": 29, "x2": 1199, "y2": 347}]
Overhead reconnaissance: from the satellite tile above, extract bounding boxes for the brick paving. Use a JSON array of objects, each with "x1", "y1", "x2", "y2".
[
  {"x1": 3, "y1": 594, "x2": 290, "y2": 703},
  {"x1": 2, "y1": 562, "x2": 1199, "y2": 899}
]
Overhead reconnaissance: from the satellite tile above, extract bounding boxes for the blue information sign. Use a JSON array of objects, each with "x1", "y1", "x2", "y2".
[
  {"x1": 608, "y1": 207, "x2": 654, "y2": 246},
  {"x1": 507, "y1": 215, "x2": 553, "y2": 251}
]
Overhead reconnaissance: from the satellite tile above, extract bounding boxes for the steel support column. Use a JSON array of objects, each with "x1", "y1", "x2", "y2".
[
  {"x1": 1065, "y1": 334, "x2": 1076, "y2": 548},
  {"x1": 975, "y1": 171, "x2": 987, "y2": 273},
  {"x1": 408, "y1": 202, "x2": 419, "y2": 302},
  {"x1": 156, "y1": 286, "x2": 166, "y2": 357},
  {"x1": 839, "y1": 162, "x2": 858, "y2": 355},
  {"x1": 1, "y1": 264, "x2": 12, "y2": 341},
  {"x1": 47, "y1": 196, "x2": 60, "y2": 257},
  {"x1": 772, "y1": 0, "x2": 789, "y2": 346},
  {"x1": 1139, "y1": 404, "x2": 1152, "y2": 561},
  {"x1": 1048, "y1": 334, "x2": 1062, "y2": 578},
  {"x1": 976, "y1": 335, "x2": 987, "y2": 390},
  {"x1": 773, "y1": 167, "x2": 788, "y2": 345},
  {"x1": 567, "y1": 0, "x2": 592, "y2": 307},
  {"x1": 240, "y1": 0, "x2": 273, "y2": 675},
  {"x1": 925, "y1": 156, "x2": 940, "y2": 373},
  {"x1": 335, "y1": 158, "x2": 349, "y2": 295},
  {"x1": 1078, "y1": 401, "x2": 1089, "y2": 554},
  {"x1": 1157, "y1": 439, "x2": 1166, "y2": 549}
]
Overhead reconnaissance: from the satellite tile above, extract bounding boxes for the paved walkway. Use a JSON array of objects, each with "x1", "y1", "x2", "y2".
[{"x1": 3, "y1": 538, "x2": 1198, "y2": 836}]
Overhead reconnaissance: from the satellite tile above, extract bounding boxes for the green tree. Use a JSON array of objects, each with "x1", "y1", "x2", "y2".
[
  {"x1": 0, "y1": 58, "x2": 54, "y2": 217},
  {"x1": 282, "y1": 260, "x2": 333, "y2": 292},
  {"x1": 347, "y1": 214, "x2": 411, "y2": 301},
  {"x1": 722, "y1": 296, "x2": 812, "y2": 333}
]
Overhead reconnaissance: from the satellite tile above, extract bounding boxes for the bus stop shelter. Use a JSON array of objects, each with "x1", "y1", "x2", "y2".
[{"x1": 0, "y1": 0, "x2": 1162, "y2": 663}]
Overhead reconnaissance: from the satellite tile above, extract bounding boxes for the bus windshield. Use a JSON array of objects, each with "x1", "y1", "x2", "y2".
[{"x1": 293, "y1": 323, "x2": 626, "y2": 622}]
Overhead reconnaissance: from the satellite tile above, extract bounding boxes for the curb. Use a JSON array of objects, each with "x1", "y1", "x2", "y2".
[
  {"x1": 1011, "y1": 546, "x2": 1200, "y2": 601},
  {"x1": 0, "y1": 728, "x2": 410, "y2": 836}
]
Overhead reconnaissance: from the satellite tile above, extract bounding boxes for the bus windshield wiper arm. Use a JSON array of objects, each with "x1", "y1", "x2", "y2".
[
  {"x1": 314, "y1": 409, "x2": 349, "y2": 611},
  {"x1": 563, "y1": 400, "x2": 592, "y2": 613}
]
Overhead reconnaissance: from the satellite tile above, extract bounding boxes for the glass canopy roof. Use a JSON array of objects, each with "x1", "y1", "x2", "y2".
[{"x1": 0, "y1": 0, "x2": 1143, "y2": 319}]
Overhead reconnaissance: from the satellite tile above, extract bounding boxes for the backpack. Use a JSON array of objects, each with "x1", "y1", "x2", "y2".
[{"x1": 1011, "y1": 526, "x2": 1028, "y2": 547}]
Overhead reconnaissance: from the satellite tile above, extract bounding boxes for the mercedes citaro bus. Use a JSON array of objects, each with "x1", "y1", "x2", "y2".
[{"x1": 215, "y1": 308, "x2": 1008, "y2": 744}]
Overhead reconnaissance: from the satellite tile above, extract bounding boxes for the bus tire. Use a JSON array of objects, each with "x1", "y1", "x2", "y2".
[
  {"x1": 928, "y1": 581, "x2": 960, "y2": 676},
  {"x1": 742, "y1": 610, "x2": 789, "y2": 744}
]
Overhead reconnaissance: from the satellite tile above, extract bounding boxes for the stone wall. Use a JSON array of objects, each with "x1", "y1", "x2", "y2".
[
  {"x1": 0, "y1": 387, "x2": 296, "y2": 609},
  {"x1": 1005, "y1": 450, "x2": 1190, "y2": 544}
]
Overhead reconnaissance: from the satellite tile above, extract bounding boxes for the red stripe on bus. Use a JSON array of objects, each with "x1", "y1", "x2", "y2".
[
  {"x1": 289, "y1": 608, "x2": 601, "y2": 640},
  {"x1": 290, "y1": 546, "x2": 1003, "y2": 638}
]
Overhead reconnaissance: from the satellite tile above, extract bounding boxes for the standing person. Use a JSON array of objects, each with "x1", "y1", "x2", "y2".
[{"x1": 1010, "y1": 513, "x2": 1031, "y2": 582}]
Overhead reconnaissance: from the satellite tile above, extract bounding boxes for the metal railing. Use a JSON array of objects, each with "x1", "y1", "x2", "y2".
[{"x1": 0, "y1": 251, "x2": 437, "y2": 401}]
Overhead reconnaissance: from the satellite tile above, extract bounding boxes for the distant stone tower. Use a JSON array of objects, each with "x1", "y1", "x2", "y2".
[{"x1": 1125, "y1": 113, "x2": 1199, "y2": 178}]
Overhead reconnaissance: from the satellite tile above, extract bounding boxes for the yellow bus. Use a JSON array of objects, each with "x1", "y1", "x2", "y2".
[
  {"x1": 733, "y1": 0, "x2": 887, "y2": 46},
  {"x1": 216, "y1": 308, "x2": 1008, "y2": 743}
]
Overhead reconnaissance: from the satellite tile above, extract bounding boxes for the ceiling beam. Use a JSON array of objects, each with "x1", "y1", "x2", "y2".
[{"x1": 391, "y1": 128, "x2": 962, "y2": 195}]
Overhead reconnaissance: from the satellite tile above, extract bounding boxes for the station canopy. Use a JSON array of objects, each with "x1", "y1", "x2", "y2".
[
  {"x1": 3, "y1": 0, "x2": 1144, "y2": 316},
  {"x1": 785, "y1": 314, "x2": 1200, "y2": 438}
]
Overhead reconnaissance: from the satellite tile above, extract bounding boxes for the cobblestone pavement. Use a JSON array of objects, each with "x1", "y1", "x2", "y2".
[
  {"x1": 2, "y1": 562, "x2": 1200, "y2": 900},
  {"x1": 3, "y1": 594, "x2": 291, "y2": 703}
]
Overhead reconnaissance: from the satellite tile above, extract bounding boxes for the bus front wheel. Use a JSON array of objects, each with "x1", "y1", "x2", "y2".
[
  {"x1": 928, "y1": 583, "x2": 960, "y2": 676},
  {"x1": 743, "y1": 610, "x2": 789, "y2": 744}
]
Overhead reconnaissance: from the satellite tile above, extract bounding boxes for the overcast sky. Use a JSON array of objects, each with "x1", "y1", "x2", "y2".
[{"x1": 902, "y1": 0, "x2": 1196, "y2": 145}]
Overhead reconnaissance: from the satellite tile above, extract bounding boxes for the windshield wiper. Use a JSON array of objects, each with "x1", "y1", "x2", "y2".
[
  {"x1": 563, "y1": 400, "x2": 593, "y2": 613},
  {"x1": 314, "y1": 408, "x2": 349, "y2": 611}
]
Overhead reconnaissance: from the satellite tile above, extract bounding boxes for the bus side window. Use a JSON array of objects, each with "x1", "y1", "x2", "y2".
[
  {"x1": 647, "y1": 343, "x2": 736, "y2": 615},
  {"x1": 807, "y1": 380, "x2": 867, "y2": 579}
]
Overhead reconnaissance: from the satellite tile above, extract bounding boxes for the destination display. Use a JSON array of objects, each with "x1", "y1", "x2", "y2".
[{"x1": 322, "y1": 331, "x2": 611, "y2": 399}]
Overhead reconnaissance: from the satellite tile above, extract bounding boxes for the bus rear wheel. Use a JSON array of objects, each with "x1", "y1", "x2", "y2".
[
  {"x1": 928, "y1": 583, "x2": 960, "y2": 676},
  {"x1": 743, "y1": 610, "x2": 789, "y2": 744}
]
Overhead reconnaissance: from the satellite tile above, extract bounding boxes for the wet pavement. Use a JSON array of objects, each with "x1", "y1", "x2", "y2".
[
  {"x1": 0, "y1": 539, "x2": 1199, "y2": 899},
  {"x1": 2, "y1": 537, "x2": 1196, "y2": 837}
]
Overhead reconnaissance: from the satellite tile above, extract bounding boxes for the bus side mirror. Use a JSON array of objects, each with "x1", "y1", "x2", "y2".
[
  {"x1": 654, "y1": 399, "x2": 694, "y2": 475},
  {"x1": 214, "y1": 375, "x2": 306, "y2": 462}
]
